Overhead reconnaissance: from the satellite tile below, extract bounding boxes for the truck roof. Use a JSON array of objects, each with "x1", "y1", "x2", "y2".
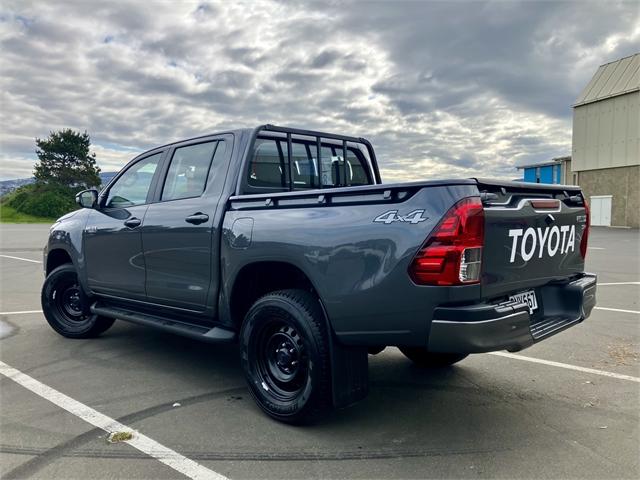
[
  {"x1": 133, "y1": 124, "x2": 374, "y2": 161},
  {"x1": 134, "y1": 127, "x2": 252, "y2": 159}
]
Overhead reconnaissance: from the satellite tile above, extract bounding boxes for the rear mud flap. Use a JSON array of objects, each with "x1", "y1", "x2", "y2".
[{"x1": 330, "y1": 335, "x2": 369, "y2": 409}]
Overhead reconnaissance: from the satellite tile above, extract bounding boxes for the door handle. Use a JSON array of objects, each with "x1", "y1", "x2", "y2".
[
  {"x1": 124, "y1": 217, "x2": 142, "y2": 228},
  {"x1": 185, "y1": 213, "x2": 209, "y2": 225}
]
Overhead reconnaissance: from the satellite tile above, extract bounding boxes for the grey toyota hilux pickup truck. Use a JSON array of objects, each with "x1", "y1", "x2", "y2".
[{"x1": 42, "y1": 125, "x2": 597, "y2": 423}]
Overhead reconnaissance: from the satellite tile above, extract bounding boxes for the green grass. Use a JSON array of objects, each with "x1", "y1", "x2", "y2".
[{"x1": 0, "y1": 204, "x2": 56, "y2": 223}]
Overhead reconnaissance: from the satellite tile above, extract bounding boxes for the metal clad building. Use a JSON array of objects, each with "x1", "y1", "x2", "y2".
[
  {"x1": 572, "y1": 53, "x2": 640, "y2": 227},
  {"x1": 518, "y1": 156, "x2": 570, "y2": 185}
]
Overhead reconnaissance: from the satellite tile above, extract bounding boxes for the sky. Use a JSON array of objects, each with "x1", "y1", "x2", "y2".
[{"x1": 1, "y1": 1, "x2": 638, "y2": 182}]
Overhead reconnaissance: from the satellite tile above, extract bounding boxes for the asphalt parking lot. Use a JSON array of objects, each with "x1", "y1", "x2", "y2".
[{"x1": 1, "y1": 224, "x2": 638, "y2": 479}]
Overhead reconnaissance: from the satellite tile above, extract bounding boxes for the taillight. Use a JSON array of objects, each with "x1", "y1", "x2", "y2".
[
  {"x1": 580, "y1": 199, "x2": 590, "y2": 259},
  {"x1": 409, "y1": 197, "x2": 484, "y2": 286}
]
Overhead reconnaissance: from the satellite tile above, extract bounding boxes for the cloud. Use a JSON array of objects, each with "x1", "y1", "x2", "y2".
[{"x1": 0, "y1": 0, "x2": 638, "y2": 180}]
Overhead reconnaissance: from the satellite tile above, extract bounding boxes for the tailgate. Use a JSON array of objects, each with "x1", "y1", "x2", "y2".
[{"x1": 476, "y1": 179, "x2": 588, "y2": 299}]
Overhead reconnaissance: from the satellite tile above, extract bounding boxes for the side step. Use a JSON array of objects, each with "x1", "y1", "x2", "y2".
[{"x1": 91, "y1": 304, "x2": 236, "y2": 343}]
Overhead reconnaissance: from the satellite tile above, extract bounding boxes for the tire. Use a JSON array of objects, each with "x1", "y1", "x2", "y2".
[
  {"x1": 399, "y1": 347, "x2": 468, "y2": 367},
  {"x1": 41, "y1": 264, "x2": 115, "y2": 339},
  {"x1": 240, "y1": 289, "x2": 332, "y2": 424}
]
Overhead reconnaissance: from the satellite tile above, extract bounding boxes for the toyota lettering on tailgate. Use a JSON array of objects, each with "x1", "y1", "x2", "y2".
[{"x1": 508, "y1": 225, "x2": 576, "y2": 263}]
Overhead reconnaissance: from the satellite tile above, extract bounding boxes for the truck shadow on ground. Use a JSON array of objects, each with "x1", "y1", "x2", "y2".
[
  {"x1": 65, "y1": 321, "x2": 606, "y2": 457},
  {"x1": 7, "y1": 317, "x2": 624, "y2": 480},
  {"x1": 4, "y1": 316, "x2": 633, "y2": 480},
  {"x1": 5, "y1": 316, "x2": 522, "y2": 478}
]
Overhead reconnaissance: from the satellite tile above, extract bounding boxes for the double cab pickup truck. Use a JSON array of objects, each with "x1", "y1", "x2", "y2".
[{"x1": 42, "y1": 125, "x2": 597, "y2": 423}]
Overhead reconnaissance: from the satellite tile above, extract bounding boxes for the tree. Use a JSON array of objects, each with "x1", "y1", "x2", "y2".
[{"x1": 34, "y1": 129, "x2": 101, "y2": 188}]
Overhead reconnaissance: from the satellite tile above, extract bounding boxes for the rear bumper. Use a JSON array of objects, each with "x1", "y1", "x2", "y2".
[{"x1": 427, "y1": 273, "x2": 597, "y2": 353}]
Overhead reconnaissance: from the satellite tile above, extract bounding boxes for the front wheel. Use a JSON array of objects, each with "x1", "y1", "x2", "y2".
[
  {"x1": 240, "y1": 289, "x2": 332, "y2": 424},
  {"x1": 399, "y1": 347, "x2": 468, "y2": 367},
  {"x1": 41, "y1": 264, "x2": 115, "y2": 338}
]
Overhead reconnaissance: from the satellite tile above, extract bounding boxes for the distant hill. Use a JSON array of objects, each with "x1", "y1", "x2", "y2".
[
  {"x1": 0, "y1": 172, "x2": 118, "y2": 197},
  {"x1": 99, "y1": 172, "x2": 117, "y2": 185},
  {"x1": 0, "y1": 177, "x2": 34, "y2": 197}
]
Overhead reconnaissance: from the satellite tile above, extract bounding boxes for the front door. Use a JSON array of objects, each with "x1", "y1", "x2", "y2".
[
  {"x1": 84, "y1": 152, "x2": 163, "y2": 300},
  {"x1": 141, "y1": 138, "x2": 229, "y2": 312}
]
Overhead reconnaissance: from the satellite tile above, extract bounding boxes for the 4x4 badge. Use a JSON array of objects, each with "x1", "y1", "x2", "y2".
[{"x1": 374, "y1": 209, "x2": 428, "y2": 224}]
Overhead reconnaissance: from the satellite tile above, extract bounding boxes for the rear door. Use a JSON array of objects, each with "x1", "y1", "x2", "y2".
[
  {"x1": 479, "y1": 182, "x2": 588, "y2": 299},
  {"x1": 141, "y1": 135, "x2": 231, "y2": 312}
]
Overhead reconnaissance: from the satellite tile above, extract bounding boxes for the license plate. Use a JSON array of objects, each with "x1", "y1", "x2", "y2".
[{"x1": 509, "y1": 289, "x2": 538, "y2": 314}]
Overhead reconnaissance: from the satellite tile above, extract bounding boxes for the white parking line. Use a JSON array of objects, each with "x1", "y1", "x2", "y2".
[
  {"x1": 588, "y1": 247, "x2": 605, "y2": 250},
  {"x1": 0, "y1": 310, "x2": 42, "y2": 315},
  {"x1": 0, "y1": 254, "x2": 41, "y2": 264},
  {"x1": 597, "y1": 282, "x2": 640, "y2": 286},
  {"x1": 490, "y1": 352, "x2": 640, "y2": 383},
  {"x1": 0, "y1": 360, "x2": 228, "y2": 480},
  {"x1": 594, "y1": 306, "x2": 640, "y2": 315}
]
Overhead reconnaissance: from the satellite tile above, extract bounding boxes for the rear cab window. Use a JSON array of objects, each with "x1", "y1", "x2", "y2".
[{"x1": 245, "y1": 135, "x2": 374, "y2": 193}]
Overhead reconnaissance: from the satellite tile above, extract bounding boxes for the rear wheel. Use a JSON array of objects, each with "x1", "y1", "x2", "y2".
[
  {"x1": 41, "y1": 264, "x2": 114, "y2": 338},
  {"x1": 399, "y1": 347, "x2": 468, "y2": 367},
  {"x1": 240, "y1": 289, "x2": 332, "y2": 424}
]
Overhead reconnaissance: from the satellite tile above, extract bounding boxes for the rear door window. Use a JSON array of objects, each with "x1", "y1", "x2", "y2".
[{"x1": 161, "y1": 141, "x2": 219, "y2": 201}]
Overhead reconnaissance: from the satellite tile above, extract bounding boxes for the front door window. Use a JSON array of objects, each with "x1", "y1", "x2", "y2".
[{"x1": 105, "y1": 153, "x2": 161, "y2": 208}]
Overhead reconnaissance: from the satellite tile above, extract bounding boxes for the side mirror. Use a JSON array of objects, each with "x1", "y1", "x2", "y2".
[{"x1": 76, "y1": 189, "x2": 99, "y2": 209}]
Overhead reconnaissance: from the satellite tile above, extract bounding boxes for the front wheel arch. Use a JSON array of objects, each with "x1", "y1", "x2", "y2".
[
  {"x1": 46, "y1": 248, "x2": 73, "y2": 276},
  {"x1": 41, "y1": 264, "x2": 114, "y2": 339}
]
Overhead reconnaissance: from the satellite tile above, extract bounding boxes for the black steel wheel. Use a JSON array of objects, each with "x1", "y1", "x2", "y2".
[
  {"x1": 399, "y1": 347, "x2": 468, "y2": 367},
  {"x1": 240, "y1": 289, "x2": 332, "y2": 424},
  {"x1": 256, "y1": 323, "x2": 308, "y2": 401},
  {"x1": 41, "y1": 264, "x2": 114, "y2": 338}
]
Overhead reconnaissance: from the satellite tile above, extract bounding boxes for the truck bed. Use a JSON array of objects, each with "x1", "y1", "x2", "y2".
[{"x1": 222, "y1": 175, "x2": 589, "y2": 349}]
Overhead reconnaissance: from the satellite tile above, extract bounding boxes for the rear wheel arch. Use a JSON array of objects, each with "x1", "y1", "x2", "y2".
[
  {"x1": 230, "y1": 261, "x2": 370, "y2": 415},
  {"x1": 229, "y1": 261, "x2": 326, "y2": 330},
  {"x1": 240, "y1": 288, "x2": 333, "y2": 423}
]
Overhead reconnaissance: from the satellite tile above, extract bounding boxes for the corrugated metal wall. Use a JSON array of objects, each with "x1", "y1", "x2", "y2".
[
  {"x1": 572, "y1": 91, "x2": 640, "y2": 171},
  {"x1": 523, "y1": 168, "x2": 536, "y2": 182},
  {"x1": 574, "y1": 54, "x2": 640, "y2": 106},
  {"x1": 522, "y1": 164, "x2": 563, "y2": 184},
  {"x1": 540, "y1": 166, "x2": 553, "y2": 183}
]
